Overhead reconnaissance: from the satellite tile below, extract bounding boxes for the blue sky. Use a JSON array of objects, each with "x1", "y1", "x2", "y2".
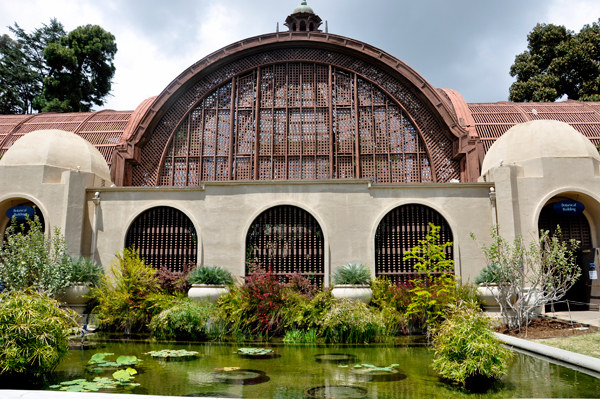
[{"x1": 1, "y1": 0, "x2": 599, "y2": 111}]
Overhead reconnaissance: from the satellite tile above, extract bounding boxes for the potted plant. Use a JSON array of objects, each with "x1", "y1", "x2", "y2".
[
  {"x1": 187, "y1": 265, "x2": 234, "y2": 303},
  {"x1": 475, "y1": 263, "x2": 511, "y2": 312},
  {"x1": 330, "y1": 263, "x2": 373, "y2": 304},
  {"x1": 57, "y1": 256, "x2": 104, "y2": 315}
]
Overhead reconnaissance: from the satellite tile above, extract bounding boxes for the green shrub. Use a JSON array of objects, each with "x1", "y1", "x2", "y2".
[
  {"x1": 474, "y1": 263, "x2": 511, "y2": 285},
  {"x1": 149, "y1": 299, "x2": 220, "y2": 341},
  {"x1": 431, "y1": 306, "x2": 512, "y2": 385},
  {"x1": 0, "y1": 291, "x2": 78, "y2": 376},
  {"x1": 66, "y1": 256, "x2": 104, "y2": 287},
  {"x1": 370, "y1": 277, "x2": 411, "y2": 334},
  {"x1": 331, "y1": 263, "x2": 371, "y2": 285},
  {"x1": 403, "y1": 223, "x2": 456, "y2": 332},
  {"x1": 89, "y1": 248, "x2": 161, "y2": 332},
  {"x1": 188, "y1": 265, "x2": 234, "y2": 286},
  {"x1": 0, "y1": 217, "x2": 70, "y2": 296},
  {"x1": 279, "y1": 290, "x2": 334, "y2": 332},
  {"x1": 320, "y1": 298, "x2": 386, "y2": 343}
]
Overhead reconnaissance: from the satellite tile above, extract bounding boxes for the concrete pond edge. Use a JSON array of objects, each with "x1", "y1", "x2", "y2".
[{"x1": 495, "y1": 332, "x2": 600, "y2": 377}]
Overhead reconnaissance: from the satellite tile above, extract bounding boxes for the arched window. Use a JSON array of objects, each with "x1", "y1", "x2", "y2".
[
  {"x1": 1, "y1": 200, "x2": 45, "y2": 239},
  {"x1": 125, "y1": 206, "x2": 197, "y2": 272},
  {"x1": 246, "y1": 205, "x2": 324, "y2": 286},
  {"x1": 300, "y1": 21, "x2": 306, "y2": 31},
  {"x1": 374, "y1": 204, "x2": 453, "y2": 284}
]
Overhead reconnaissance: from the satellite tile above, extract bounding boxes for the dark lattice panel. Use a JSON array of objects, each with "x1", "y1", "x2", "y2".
[
  {"x1": 538, "y1": 204, "x2": 592, "y2": 249},
  {"x1": 469, "y1": 102, "x2": 600, "y2": 154},
  {"x1": 134, "y1": 48, "x2": 458, "y2": 186},
  {"x1": 374, "y1": 204, "x2": 454, "y2": 284},
  {"x1": 246, "y1": 205, "x2": 324, "y2": 287},
  {"x1": 158, "y1": 62, "x2": 435, "y2": 185},
  {"x1": 0, "y1": 112, "x2": 132, "y2": 166},
  {"x1": 125, "y1": 206, "x2": 197, "y2": 272}
]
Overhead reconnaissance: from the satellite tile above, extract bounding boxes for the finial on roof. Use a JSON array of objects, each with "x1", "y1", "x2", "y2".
[{"x1": 286, "y1": 0, "x2": 322, "y2": 32}]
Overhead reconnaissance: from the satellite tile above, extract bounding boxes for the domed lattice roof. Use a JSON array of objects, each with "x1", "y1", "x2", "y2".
[
  {"x1": 481, "y1": 120, "x2": 600, "y2": 176},
  {"x1": 0, "y1": 129, "x2": 111, "y2": 181},
  {"x1": 293, "y1": 0, "x2": 314, "y2": 13}
]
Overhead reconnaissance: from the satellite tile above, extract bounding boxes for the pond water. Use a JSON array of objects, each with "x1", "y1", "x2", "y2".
[{"x1": 5, "y1": 336, "x2": 600, "y2": 398}]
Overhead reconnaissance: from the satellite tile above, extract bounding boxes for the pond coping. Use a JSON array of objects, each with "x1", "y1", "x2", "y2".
[{"x1": 495, "y1": 332, "x2": 600, "y2": 376}]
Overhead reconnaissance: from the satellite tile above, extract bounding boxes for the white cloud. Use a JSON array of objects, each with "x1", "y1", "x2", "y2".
[{"x1": 546, "y1": 0, "x2": 600, "y2": 31}]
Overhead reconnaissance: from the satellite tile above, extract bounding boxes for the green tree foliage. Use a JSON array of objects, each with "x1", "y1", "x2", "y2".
[
  {"x1": 0, "y1": 19, "x2": 65, "y2": 114},
  {"x1": 509, "y1": 20, "x2": 600, "y2": 102},
  {"x1": 36, "y1": 25, "x2": 117, "y2": 112},
  {"x1": 0, "y1": 20, "x2": 116, "y2": 114},
  {"x1": 0, "y1": 291, "x2": 78, "y2": 376}
]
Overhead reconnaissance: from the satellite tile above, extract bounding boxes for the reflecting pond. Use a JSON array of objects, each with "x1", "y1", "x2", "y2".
[{"x1": 5, "y1": 336, "x2": 600, "y2": 398}]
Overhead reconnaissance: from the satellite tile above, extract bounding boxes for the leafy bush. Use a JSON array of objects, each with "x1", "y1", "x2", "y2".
[
  {"x1": 89, "y1": 248, "x2": 161, "y2": 332},
  {"x1": 331, "y1": 263, "x2": 371, "y2": 285},
  {"x1": 279, "y1": 290, "x2": 334, "y2": 333},
  {"x1": 370, "y1": 277, "x2": 410, "y2": 335},
  {"x1": 149, "y1": 299, "x2": 221, "y2": 341},
  {"x1": 188, "y1": 265, "x2": 234, "y2": 286},
  {"x1": 403, "y1": 223, "x2": 456, "y2": 332},
  {"x1": 431, "y1": 306, "x2": 512, "y2": 385},
  {"x1": 156, "y1": 263, "x2": 193, "y2": 294},
  {"x1": 472, "y1": 227, "x2": 580, "y2": 330},
  {"x1": 320, "y1": 298, "x2": 387, "y2": 343},
  {"x1": 66, "y1": 256, "x2": 104, "y2": 287},
  {"x1": 0, "y1": 217, "x2": 70, "y2": 296},
  {"x1": 0, "y1": 291, "x2": 78, "y2": 375}
]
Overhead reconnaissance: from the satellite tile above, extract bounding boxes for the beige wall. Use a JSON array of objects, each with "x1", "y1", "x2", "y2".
[
  {"x1": 83, "y1": 180, "x2": 494, "y2": 284},
  {"x1": 485, "y1": 156, "x2": 600, "y2": 248}
]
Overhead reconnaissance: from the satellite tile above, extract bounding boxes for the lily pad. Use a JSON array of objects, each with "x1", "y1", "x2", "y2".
[
  {"x1": 144, "y1": 349, "x2": 200, "y2": 361},
  {"x1": 235, "y1": 348, "x2": 279, "y2": 359},
  {"x1": 116, "y1": 355, "x2": 140, "y2": 365},
  {"x1": 88, "y1": 353, "x2": 114, "y2": 364}
]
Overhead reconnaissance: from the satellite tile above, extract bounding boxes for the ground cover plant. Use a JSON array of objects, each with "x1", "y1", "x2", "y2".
[{"x1": 0, "y1": 290, "x2": 78, "y2": 376}]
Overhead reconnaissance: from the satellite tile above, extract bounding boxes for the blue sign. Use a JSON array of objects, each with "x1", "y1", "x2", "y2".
[
  {"x1": 553, "y1": 200, "x2": 585, "y2": 216},
  {"x1": 6, "y1": 206, "x2": 35, "y2": 221}
]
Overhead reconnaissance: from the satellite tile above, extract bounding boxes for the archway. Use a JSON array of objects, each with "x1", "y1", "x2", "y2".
[
  {"x1": 538, "y1": 200, "x2": 593, "y2": 311},
  {"x1": 374, "y1": 204, "x2": 454, "y2": 284},
  {"x1": 125, "y1": 206, "x2": 197, "y2": 272},
  {"x1": 246, "y1": 205, "x2": 324, "y2": 286},
  {"x1": 0, "y1": 198, "x2": 45, "y2": 239}
]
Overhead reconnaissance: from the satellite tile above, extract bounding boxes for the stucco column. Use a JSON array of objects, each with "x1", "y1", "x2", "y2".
[
  {"x1": 491, "y1": 165, "x2": 521, "y2": 242},
  {"x1": 60, "y1": 170, "x2": 89, "y2": 257}
]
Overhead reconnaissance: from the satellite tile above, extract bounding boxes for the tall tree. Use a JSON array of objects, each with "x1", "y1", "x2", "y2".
[
  {"x1": 509, "y1": 20, "x2": 600, "y2": 102},
  {"x1": 0, "y1": 19, "x2": 65, "y2": 114},
  {"x1": 35, "y1": 25, "x2": 117, "y2": 113}
]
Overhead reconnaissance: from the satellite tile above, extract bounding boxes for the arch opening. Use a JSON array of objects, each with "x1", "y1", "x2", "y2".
[
  {"x1": 374, "y1": 204, "x2": 454, "y2": 284},
  {"x1": 0, "y1": 198, "x2": 46, "y2": 239},
  {"x1": 246, "y1": 205, "x2": 324, "y2": 287},
  {"x1": 125, "y1": 206, "x2": 197, "y2": 272},
  {"x1": 538, "y1": 198, "x2": 593, "y2": 311}
]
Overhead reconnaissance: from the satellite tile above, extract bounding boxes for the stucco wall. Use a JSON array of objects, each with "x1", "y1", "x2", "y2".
[{"x1": 84, "y1": 180, "x2": 494, "y2": 284}]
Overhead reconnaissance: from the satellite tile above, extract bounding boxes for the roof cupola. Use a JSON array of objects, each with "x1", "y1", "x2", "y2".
[{"x1": 285, "y1": 1, "x2": 322, "y2": 32}]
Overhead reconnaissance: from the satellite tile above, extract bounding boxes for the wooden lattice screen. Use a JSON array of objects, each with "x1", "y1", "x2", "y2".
[
  {"x1": 132, "y1": 48, "x2": 459, "y2": 186},
  {"x1": 125, "y1": 206, "x2": 197, "y2": 272},
  {"x1": 246, "y1": 205, "x2": 324, "y2": 286},
  {"x1": 538, "y1": 203, "x2": 591, "y2": 248},
  {"x1": 374, "y1": 204, "x2": 454, "y2": 284}
]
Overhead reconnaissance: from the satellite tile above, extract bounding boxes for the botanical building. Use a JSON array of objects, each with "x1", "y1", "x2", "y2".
[{"x1": 1, "y1": 2, "x2": 600, "y2": 306}]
